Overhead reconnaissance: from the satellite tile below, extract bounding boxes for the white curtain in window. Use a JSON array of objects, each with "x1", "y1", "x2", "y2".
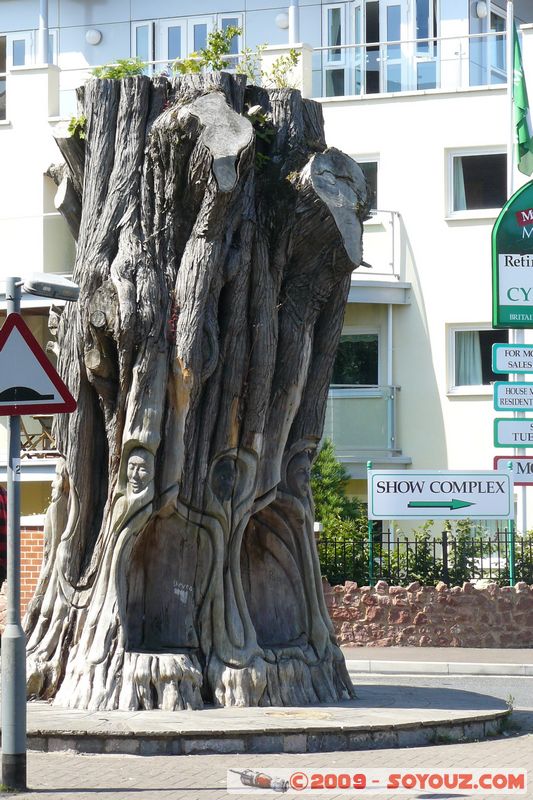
[
  {"x1": 453, "y1": 158, "x2": 467, "y2": 211},
  {"x1": 328, "y1": 8, "x2": 342, "y2": 61},
  {"x1": 455, "y1": 331, "x2": 482, "y2": 385}
]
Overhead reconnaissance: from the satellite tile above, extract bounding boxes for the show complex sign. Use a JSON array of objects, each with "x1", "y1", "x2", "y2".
[
  {"x1": 368, "y1": 470, "x2": 514, "y2": 520},
  {"x1": 493, "y1": 183, "x2": 533, "y2": 328}
]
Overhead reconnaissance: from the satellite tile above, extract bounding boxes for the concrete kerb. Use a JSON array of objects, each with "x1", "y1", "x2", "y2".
[
  {"x1": 346, "y1": 660, "x2": 533, "y2": 676},
  {"x1": 25, "y1": 713, "x2": 509, "y2": 755}
]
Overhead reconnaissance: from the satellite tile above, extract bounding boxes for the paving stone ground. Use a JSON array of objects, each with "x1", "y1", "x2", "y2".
[{"x1": 4, "y1": 714, "x2": 531, "y2": 800}]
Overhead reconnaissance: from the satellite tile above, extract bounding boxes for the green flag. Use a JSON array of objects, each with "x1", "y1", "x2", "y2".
[{"x1": 514, "y1": 25, "x2": 533, "y2": 176}]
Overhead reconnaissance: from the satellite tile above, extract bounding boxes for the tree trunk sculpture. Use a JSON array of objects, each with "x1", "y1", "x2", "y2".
[{"x1": 24, "y1": 72, "x2": 368, "y2": 710}]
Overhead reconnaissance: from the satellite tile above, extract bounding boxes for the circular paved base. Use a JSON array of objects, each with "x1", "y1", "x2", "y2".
[{"x1": 25, "y1": 684, "x2": 508, "y2": 755}]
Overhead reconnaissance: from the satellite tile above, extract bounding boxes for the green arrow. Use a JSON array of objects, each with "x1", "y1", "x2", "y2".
[{"x1": 407, "y1": 499, "x2": 474, "y2": 510}]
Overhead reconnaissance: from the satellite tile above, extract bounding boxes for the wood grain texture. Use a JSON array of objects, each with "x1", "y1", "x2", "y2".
[{"x1": 25, "y1": 73, "x2": 368, "y2": 710}]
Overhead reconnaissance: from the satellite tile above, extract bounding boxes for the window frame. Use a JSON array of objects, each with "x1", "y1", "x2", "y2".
[
  {"x1": 0, "y1": 30, "x2": 34, "y2": 122},
  {"x1": 157, "y1": 18, "x2": 186, "y2": 69},
  {"x1": 330, "y1": 326, "x2": 381, "y2": 391},
  {"x1": 488, "y1": 5, "x2": 506, "y2": 84},
  {"x1": 446, "y1": 146, "x2": 507, "y2": 220},
  {"x1": 323, "y1": 3, "x2": 347, "y2": 97},
  {"x1": 131, "y1": 20, "x2": 155, "y2": 72},
  {"x1": 447, "y1": 323, "x2": 509, "y2": 396},
  {"x1": 353, "y1": 154, "x2": 379, "y2": 213}
]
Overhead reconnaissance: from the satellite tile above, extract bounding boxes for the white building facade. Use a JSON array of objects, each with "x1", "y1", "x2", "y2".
[{"x1": 0, "y1": 0, "x2": 532, "y2": 530}]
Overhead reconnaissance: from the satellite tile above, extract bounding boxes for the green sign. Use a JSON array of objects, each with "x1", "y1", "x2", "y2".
[{"x1": 492, "y1": 181, "x2": 533, "y2": 328}]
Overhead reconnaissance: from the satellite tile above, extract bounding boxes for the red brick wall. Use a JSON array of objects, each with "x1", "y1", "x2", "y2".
[
  {"x1": 0, "y1": 525, "x2": 44, "y2": 628},
  {"x1": 20, "y1": 525, "x2": 44, "y2": 611},
  {"x1": 324, "y1": 578, "x2": 533, "y2": 647}
]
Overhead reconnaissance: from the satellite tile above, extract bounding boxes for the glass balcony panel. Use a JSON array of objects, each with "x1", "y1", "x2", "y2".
[
  {"x1": 325, "y1": 68, "x2": 345, "y2": 97},
  {"x1": 168, "y1": 26, "x2": 182, "y2": 61},
  {"x1": 0, "y1": 78, "x2": 5, "y2": 121},
  {"x1": 365, "y1": 48, "x2": 380, "y2": 93},
  {"x1": 317, "y1": 30, "x2": 506, "y2": 98},
  {"x1": 386, "y1": 60, "x2": 401, "y2": 92},
  {"x1": 323, "y1": 386, "x2": 397, "y2": 455},
  {"x1": 417, "y1": 58, "x2": 436, "y2": 89}
]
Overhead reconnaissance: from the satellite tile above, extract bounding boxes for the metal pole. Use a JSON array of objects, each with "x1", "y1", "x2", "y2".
[
  {"x1": 288, "y1": 0, "x2": 300, "y2": 45},
  {"x1": 507, "y1": 1, "x2": 515, "y2": 198},
  {"x1": 1, "y1": 277, "x2": 27, "y2": 791},
  {"x1": 37, "y1": 0, "x2": 49, "y2": 65},
  {"x1": 367, "y1": 460, "x2": 374, "y2": 586},
  {"x1": 508, "y1": 460, "x2": 516, "y2": 587}
]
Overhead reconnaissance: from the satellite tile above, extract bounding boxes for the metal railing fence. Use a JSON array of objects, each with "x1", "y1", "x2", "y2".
[{"x1": 318, "y1": 529, "x2": 533, "y2": 587}]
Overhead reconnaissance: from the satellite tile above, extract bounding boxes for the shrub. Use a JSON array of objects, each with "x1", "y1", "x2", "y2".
[{"x1": 91, "y1": 57, "x2": 146, "y2": 79}]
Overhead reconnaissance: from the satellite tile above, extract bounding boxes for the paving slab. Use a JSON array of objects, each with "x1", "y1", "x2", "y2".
[{"x1": 14, "y1": 683, "x2": 508, "y2": 756}]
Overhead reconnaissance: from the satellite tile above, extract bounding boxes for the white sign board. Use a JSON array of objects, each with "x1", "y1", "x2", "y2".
[
  {"x1": 492, "y1": 343, "x2": 533, "y2": 374},
  {"x1": 368, "y1": 470, "x2": 514, "y2": 520},
  {"x1": 494, "y1": 455, "x2": 533, "y2": 486},
  {"x1": 493, "y1": 381, "x2": 533, "y2": 410},
  {"x1": 494, "y1": 418, "x2": 533, "y2": 447}
]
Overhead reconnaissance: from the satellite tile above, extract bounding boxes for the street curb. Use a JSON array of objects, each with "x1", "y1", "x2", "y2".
[
  {"x1": 26, "y1": 712, "x2": 509, "y2": 756},
  {"x1": 346, "y1": 660, "x2": 533, "y2": 676}
]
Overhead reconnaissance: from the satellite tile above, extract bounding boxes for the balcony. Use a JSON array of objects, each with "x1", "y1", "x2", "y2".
[
  {"x1": 315, "y1": 29, "x2": 506, "y2": 99},
  {"x1": 20, "y1": 414, "x2": 56, "y2": 458},
  {"x1": 323, "y1": 385, "x2": 410, "y2": 477}
]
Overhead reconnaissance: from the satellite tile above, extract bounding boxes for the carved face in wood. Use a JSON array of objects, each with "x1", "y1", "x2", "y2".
[
  {"x1": 127, "y1": 448, "x2": 154, "y2": 494},
  {"x1": 51, "y1": 459, "x2": 69, "y2": 502},
  {"x1": 212, "y1": 456, "x2": 237, "y2": 503},
  {"x1": 287, "y1": 451, "x2": 311, "y2": 498}
]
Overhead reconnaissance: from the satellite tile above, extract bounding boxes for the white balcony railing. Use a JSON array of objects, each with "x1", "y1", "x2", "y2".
[{"x1": 315, "y1": 29, "x2": 506, "y2": 98}]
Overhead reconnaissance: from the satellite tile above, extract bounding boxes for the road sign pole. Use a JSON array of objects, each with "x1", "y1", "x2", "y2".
[
  {"x1": 2, "y1": 277, "x2": 27, "y2": 791},
  {"x1": 367, "y1": 461, "x2": 374, "y2": 586},
  {"x1": 508, "y1": 460, "x2": 516, "y2": 588}
]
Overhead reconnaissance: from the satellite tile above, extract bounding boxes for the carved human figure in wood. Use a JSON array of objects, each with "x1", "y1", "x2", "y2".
[
  {"x1": 25, "y1": 71, "x2": 368, "y2": 710},
  {"x1": 127, "y1": 448, "x2": 154, "y2": 495}
]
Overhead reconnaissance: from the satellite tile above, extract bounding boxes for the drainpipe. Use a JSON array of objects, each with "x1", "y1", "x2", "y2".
[
  {"x1": 37, "y1": 0, "x2": 49, "y2": 65},
  {"x1": 288, "y1": 0, "x2": 300, "y2": 44},
  {"x1": 387, "y1": 304, "x2": 396, "y2": 453}
]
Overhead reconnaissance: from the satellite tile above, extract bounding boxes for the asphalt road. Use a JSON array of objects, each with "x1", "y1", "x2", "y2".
[{"x1": 349, "y1": 672, "x2": 533, "y2": 714}]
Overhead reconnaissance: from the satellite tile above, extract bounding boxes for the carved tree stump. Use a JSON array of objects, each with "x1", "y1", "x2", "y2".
[{"x1": 26, "y1": 72, "x2": 368, "y2": 710}]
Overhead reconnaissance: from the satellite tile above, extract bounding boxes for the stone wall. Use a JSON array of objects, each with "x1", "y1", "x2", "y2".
[{"x1": 324, "y1": 578, "x2": 533, "y2": 647}]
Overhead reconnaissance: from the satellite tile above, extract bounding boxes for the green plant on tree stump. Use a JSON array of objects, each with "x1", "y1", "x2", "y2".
[
  {"x1": 173, "y1": 26, "x2": 241, "y2": 74},
  {"x1": 262, "y1": 48, "x2": 300, "y2": 88},
  {"x1": 68, "y1": 114, "x2": 87, "y2": 140},
  {"x1": 91, "y1": 57, "x2": 147, "y2": 79}
]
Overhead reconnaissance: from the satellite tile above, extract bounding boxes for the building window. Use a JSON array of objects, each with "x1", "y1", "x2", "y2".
[
  {"x1": 357, "y1": 159, "x2": 378, "y2": 210},
  {"x1": 0, "y1": 36, "x2": 6, "y2": 121},
  {"x1": 332, "y1": 333, "x2": 379, "y2": 385},
  {"x1": 323, "y1": 4, "x2": 346, "y2": 97},
  {"x1": 0, "y1": 31, "x2": 33, "y2": 121},
  {"x1": 138, "y1": 15, "x2": 242, "y2": 73},
  {"x1": 451, "y1": 151, "x2": 507, "y2": 213},
  {"x1": 450, "y1": 327, "x2": 508, "y2": 392}
]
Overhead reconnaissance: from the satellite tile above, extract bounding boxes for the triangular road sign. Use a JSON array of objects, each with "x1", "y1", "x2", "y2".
[{"x1": 0, "y1": 313, "x2": 76, "y2": 416}]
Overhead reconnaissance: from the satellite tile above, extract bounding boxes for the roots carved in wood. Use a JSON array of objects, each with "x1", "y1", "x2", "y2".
[{"x1": 26, "y1": 72, "x2": 368, "y2": 710}]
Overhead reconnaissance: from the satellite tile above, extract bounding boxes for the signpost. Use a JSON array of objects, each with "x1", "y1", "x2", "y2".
[
  {"x1": 493, "y1": 381, "x2": 533, "y2": 410},
  {"x1": 492, "y1": 183, "x2": 533, "y2": 328},
  {"x1": 492, "y1": 343, "x2": 533, "y2": 374},
  {"x1": 494, "y1": 455, "x2": 533, "y2": 485},
  {"x1": 1, "y1": 277, "x2": 77, "y2": 792},
  {"x1": 367, "y1": 470, "x2": 514, "y2": 520},
  {"x1": 494, "y1": 417, "x2": 533, "y2": 447}
]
